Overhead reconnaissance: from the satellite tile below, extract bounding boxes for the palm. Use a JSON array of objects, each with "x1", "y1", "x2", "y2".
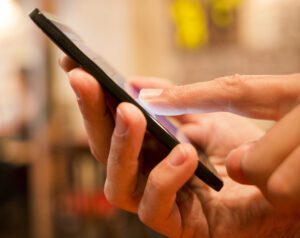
[{"x1": 177, "y1": 112, "x2": 299, "y2": 238}]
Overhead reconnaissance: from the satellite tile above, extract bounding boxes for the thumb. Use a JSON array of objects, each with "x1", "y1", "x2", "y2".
[
  {"x1": 138, "y1": 74, "x2": 300, "y2": 120},
  {"x1": 225, "y1": 142, "x2": 256, "y2": 184}
]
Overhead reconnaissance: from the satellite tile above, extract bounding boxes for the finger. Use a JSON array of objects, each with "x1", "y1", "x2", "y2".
[
  {"x1": 180, "y1": 113, "x2": 264, "y2": 155},
  {"x1": 180, "y1": 123, "x2": 210, "y2": 152},
  {"x1": 104, "y1": 103, "x2": 146, "y2": 212},
  {"x1": 68, "y1": 68, "x2": 114, "y2": 162},
  {"x1": 226, "y1": 143, "x2": 255, "y2": 184},
  {"x1": 138, "y1": 144, "x2": 204, "y2": 237},
  {"x1": 129, "y1": 77, "x2": 200, "y2": 125},
  {"x1": 138, "y1": 74, "x2": 300, "y2": 120},
  {"x1": 226, "y1": 104, "x2": 300, "y2": 190},
  {"x1": 59, "y1": 55, "x2": 79, "y2": 72},
  {"x1": 267, "y1": 145, "x2": 300, "y2": 211},
  {"x1": 129, "y1": 77, "x2": 173, "y2": 90}
]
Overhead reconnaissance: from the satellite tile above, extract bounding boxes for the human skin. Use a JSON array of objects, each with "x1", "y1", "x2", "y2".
[
  {"x1": 60, "y1": 57, "x2": 300, "y2": 237},
  {"x1": 138, "y1": 74, "x2": 300, "y2": 212}
]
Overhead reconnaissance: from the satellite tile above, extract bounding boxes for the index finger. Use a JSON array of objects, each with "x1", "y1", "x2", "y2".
[
  {"x1": 68, "y1": 68, "x2": 114, "y2": 163},
  {"x1": 139, "y1": 74, "x2": 300, "y2": 120},
  {"x1": 129, "y1": 77, "x2": 173, "y2": 90}
]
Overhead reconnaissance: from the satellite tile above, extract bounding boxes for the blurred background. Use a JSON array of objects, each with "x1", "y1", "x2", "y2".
[{"x1": 0, "y1": 0, "x2": 299, "y2": 237}]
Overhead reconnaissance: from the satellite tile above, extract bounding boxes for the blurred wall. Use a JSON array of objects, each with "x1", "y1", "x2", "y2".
[{"x1": 51, "y1": 0, "x2": 300, "y2": 131}]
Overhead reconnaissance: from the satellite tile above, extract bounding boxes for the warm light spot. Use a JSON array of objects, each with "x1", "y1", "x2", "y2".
[{"x1": 0, "y1": 0, "x2": 21, "y2": 31}]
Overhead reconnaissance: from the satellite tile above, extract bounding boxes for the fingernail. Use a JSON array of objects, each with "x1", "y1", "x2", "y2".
[
  {"x1": 115, "y1": 108, "x2": 128, "y2": 135},
  {"x1": 138, "y1": 89, "x2": 166, "y2": 115},
  {"x1": 138, "y1": 89, "x2": 163, "y2": 101},
  {"x1": 168, "y1": 145, "x2": 188, "y2": 166},
  {"x1": 138, "y1": 89, "x2": 183, "y2": 116}
]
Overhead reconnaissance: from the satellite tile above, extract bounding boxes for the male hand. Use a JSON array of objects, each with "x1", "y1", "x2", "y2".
[
  {"x1": 139, "y1": 74, "x2": 300, "y2": 213},
  {"x1": 60, "y1": 57, "x2": 300, "y2": 237}
]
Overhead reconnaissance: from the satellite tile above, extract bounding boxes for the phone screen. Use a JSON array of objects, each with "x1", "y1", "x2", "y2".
[
  {"x1": 30, "y1": 9, "x2": 223, "y2": 191},
  {"x1": 49, "y1": 13, "x2": 191, "y2": 143}
]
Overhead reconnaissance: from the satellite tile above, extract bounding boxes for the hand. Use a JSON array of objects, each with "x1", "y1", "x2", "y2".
[
  {"x1": 59, "y1": 56, "x2": 201, "y2": 237},
  {"x1": 60, "y1": 57, "x2": 300, "y2": 237},
  {"x1": 139, "y1": 74, "x2": 300, "y2": 213}
]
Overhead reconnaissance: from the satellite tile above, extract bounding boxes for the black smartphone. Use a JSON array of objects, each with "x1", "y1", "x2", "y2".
[{"x1": 29, "y1": 8, "x2": 223, "y2": 191}]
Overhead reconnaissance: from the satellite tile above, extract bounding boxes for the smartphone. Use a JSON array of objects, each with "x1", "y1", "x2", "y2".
[{"x1": 29, "y1": 8, "x2": 223, "y2": 191}]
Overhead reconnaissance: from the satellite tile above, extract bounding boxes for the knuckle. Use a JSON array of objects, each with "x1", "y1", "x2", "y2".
[
  {"x1": 215, "y1": 74, "x2": 247, "y2": 98},
  {"x1": 163, "y1": 86, "x2": 188, "y2": 108},
  {"x1": 147, "y1": 172, "x2": 166, "y2": 195},
  {"x1": 111, "y1": 132, "x2": 127, "y2": 147}
]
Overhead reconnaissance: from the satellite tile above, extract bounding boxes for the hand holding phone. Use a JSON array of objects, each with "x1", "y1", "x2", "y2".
[{"x1": 29, "y1": 8, "x2": 223, "y2": 191}]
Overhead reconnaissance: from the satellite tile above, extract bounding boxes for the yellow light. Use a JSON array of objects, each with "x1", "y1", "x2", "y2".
[
  {"x1": 211, "y1": 0, "x2": 242, "y2": 28},
  {"x1": 171, "y1": 0, "x2": 208, "y2": 49}
]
